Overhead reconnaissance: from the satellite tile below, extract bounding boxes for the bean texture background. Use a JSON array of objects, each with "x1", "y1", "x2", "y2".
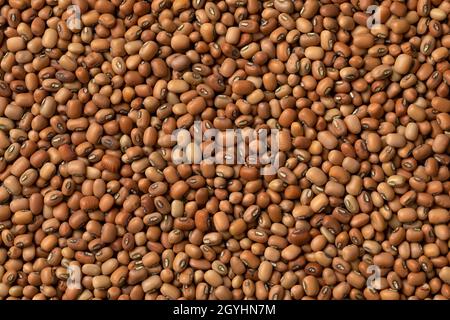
[{"x1": 0, "y1": 0, "x2": 449, "y2": 301}]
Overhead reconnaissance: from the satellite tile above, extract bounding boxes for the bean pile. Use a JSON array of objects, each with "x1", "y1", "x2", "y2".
[{"x1": 0, "y1": 0, "x2": 449, "y2": 300}]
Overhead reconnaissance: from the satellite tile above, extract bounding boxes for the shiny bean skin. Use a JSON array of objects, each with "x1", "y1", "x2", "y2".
[{"x1": 0, "y1": 0, "x2": 448, "y2": 303}]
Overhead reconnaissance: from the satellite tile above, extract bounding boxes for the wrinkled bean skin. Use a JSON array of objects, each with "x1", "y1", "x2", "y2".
[{"x1": 0, "y1": 0, "x2": 449, "y2": 302}]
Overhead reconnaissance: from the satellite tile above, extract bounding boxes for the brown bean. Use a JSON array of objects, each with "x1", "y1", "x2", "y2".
[{"x1": 0, "y1": 0, "x2": 447, "y2": 302}]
